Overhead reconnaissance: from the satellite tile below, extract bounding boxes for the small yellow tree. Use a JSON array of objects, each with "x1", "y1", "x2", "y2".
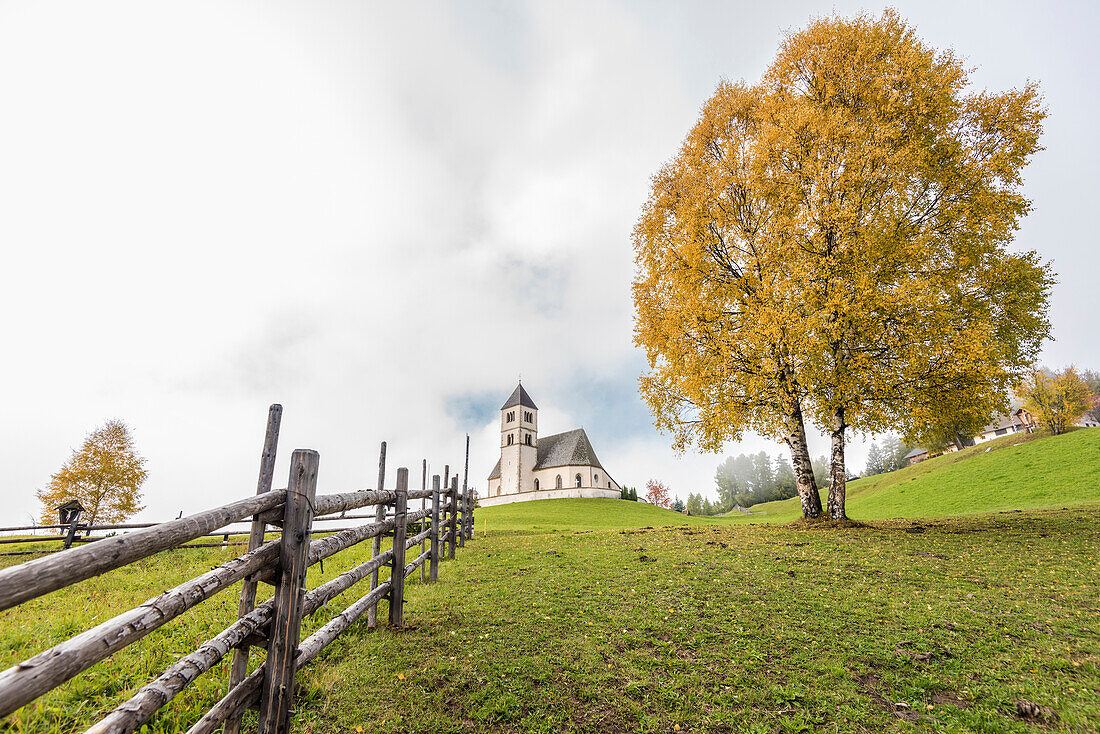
[
  {"x1": 36, "y1": 420, "x2": 147, "y2": 527},
  {"x1": 1022, "y1": 366, "x2": 1091, "y2": 435}
]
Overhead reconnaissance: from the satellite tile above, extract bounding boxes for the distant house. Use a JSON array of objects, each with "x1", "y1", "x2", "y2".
[
  {"x1": 1076, "y1": 396, "x2": 1100, "y2": 428},
  {"x1": 904, "y1": 447, "x2": 928, "y2": 465},
  {"x1": 974, "y1": 407, "x2": 1035, "y2": 444},
  {"x1": 904, "y1": 444, "x2": 959, "y2": 466}
]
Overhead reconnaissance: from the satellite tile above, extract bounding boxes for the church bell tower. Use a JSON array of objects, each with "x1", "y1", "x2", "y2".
[{"x1": 499, "y1": 382, "x2": 538, "y2": 495}]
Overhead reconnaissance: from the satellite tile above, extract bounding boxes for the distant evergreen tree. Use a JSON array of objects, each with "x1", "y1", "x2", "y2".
[
  {"x1": 882, "y1": 436, "x2": 910, "y2": 472},
  {"x1": 672, "y1": 496, "x2": 686, "y2": 512},
  {"x1": 772, "y1": 456, "x2": 797, "y2": 502},
  {"x1": 715, "y1": 450, "x2": 801, "y2": 508},
  {"x1": 686, "y1": 492, "x2": 703, "y2": 516},
  {"x1": 863, "y1": 442, "x2": 886, "y2": 477},
  {"x1": 701, "y1": 497, "x2": 714, "y2": 515},
  {"x1": 620, "y1": 485, "x2": 628, "y2": 500},
  {"x1": 812, "y1": 455, "x2": 831, "y2": 491},
  {"x1": 1083, "y1": 369, "x2": 1100, "y2": 396},
  {"x1": 628, "y1": 487, "x2": 638, "y2": 502}
]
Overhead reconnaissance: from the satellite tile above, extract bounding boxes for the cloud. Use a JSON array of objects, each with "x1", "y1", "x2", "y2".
[{"x1": 1, "y1": 0, "x2": 1095, "y2": 525}]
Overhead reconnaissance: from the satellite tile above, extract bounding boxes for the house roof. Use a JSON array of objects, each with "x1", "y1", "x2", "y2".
[
  {"x1": 487, "y1": 428, "x2": 607, "y2": 480},
  {"x1": 56, "y1": 499, "x2": 84, "y2": 510},
  {"x1": 501, "y1": 383, "x2": 538, "y2": 410},
  {"x1": 904, "y1": 447, "x2": 928, "y2": 459},
  {"x1": 980, "y1": 410, "x2": 1029, "y2": 434}
]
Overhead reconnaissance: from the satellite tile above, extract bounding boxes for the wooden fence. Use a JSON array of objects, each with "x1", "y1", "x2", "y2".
[{"x1": 0, "y1": 405, "x2": 477, "y2": 734}]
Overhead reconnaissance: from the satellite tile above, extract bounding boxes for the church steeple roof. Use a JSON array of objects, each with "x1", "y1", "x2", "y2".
[{"x1": 501, "y1": 382, "x2": 538, "y2": 410}]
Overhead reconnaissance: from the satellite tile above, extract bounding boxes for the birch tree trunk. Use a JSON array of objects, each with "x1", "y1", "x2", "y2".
[
  {"x1": 827, "y1": 407, "x2": 847, "y2": 520},
  {"x1": 783, "y1": 398, "x2": 822, "y2": 519}
]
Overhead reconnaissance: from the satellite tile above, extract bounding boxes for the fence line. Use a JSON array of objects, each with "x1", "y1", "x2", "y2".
[{"x1": 0, "y1": 405, "x2": 477, "y2": 734}]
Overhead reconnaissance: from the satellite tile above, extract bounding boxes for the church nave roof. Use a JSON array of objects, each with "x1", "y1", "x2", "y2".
[{"x1": 486, "y1": 428, "x2": 606, "y2": 480}]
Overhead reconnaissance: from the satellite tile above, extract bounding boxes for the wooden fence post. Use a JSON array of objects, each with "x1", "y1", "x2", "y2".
[
  {"x1": 457, "y1": 489, "x2": 466, "y2": 549},
  {"x1": 429, "y1": 475, "x2": 440, "y2": 582},
  {"x1": 462, "y1": 433, "x2": 470, "y2": 542},
  {"x1": 389, "y1": 468, "x2": 408, "y2": 627},
  {"x1": 442, "y1": 465, "x2": 450, "y2": 503},
  {"x1": 469, "y1": 488, "x2": 475, "y2": 539},
  {"x1": 257, "y1": 449, "x2": 318, "y2": 734},
  {"x1": 367, "y1": 441, "x2": 386, "y2": 630},
  {"x1": 225, "y1": 404, "x2": 281, "y2": 734},
  {"x1": 420, "y1": 459, "x2": 427, "y2": 584},
  {"x1": 448, "y1": 477, "x2": 458, "y2": 560}
]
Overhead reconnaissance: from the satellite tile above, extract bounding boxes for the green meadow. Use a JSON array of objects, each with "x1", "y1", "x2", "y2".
[
  {"x1": 0, "y1": 430, "x2": 1097, "y2": 733},
  {"x1": 740, "y1": 429, "x2": 1100, "y2": 523}
]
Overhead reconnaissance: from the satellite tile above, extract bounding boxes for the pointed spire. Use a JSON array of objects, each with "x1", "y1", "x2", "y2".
[{"x1": 501, "y1": 382, "x2": 537, "y2": 410}]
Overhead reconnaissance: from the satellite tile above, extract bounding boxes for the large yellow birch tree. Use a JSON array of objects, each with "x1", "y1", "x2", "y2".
[{"x1": 633, "y1": 10, "x2": 1052, "y2": 520}]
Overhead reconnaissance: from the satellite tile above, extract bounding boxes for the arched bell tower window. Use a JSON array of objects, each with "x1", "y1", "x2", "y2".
[
  {"x1": 507, "y1": 434, "x2": 513, "y2": 445},
  {"x1": 575, "y1": 473, "x2": 582, "y2": 488},
  {"x1": 555, "y1": 475, "x2": 562, "y2": 489},
  {"x1": 525, "y1": 434, "x2": 532, "y2": 445},
  {"x1": 534, "y1": 479, "x2": 539, "y2": 491}
]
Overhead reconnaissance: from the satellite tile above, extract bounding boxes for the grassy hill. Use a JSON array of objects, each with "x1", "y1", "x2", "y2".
[
  {"x1": 734, "y1": 428, "x2": 1100, "y2": 522},
  {"x1": 476, "y1": 498, "x2": 721, "y2": 533},
  {"x1": 3, "y1": 431, "x2": 1098, "y2": 732}
]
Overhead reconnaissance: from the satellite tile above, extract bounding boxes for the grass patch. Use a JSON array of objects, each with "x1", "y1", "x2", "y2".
[
  {"x1": 292, "y1": 506, "x2": 1099, "y2": 733},
  {"x1": 476, "y1": 498, "x2": 721, "y2": 534},
  {"x1": 2, "y1": 434, "x2": 1098, "y2": 732}
]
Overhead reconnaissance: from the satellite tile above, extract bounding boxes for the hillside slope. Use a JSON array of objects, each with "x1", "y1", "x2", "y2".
[
  {"x1": 476, "y1": 497, "x2": 715, "y2": 533},
  {"x1": 741, "y1": 428, "x2": 1100, "y2": 521}
]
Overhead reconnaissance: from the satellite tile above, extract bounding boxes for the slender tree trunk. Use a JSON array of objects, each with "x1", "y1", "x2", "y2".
[
  {"x1": 827, "y1": 407, "x2": 847, "y2": 520},
  {"x1": 783, "y1": 399, "x2": 822, "y2": 519}
]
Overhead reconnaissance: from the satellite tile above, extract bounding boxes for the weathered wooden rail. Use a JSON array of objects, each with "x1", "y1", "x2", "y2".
[{"x1": 0, "y1": 405, "x2": 477, "y2": 733}]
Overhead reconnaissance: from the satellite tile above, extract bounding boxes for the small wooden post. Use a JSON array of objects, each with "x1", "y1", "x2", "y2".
[
  {"x1": 389, "y1": 468, "x2": 408, "y2": 627},
  {"x1": 62, "y1": 509, "x2": 82, "y2": 550},
  {"x1": 457, "y1": 490, "x2": 466, "y2": 549},
  {"x1": 448, "y1": 477, "x2": 458, "y2": 560},
  {"x1": 225, "y1": 404, "x2": 281, "y2": 734},
  {"x1": 367, "y1": 441, "x2": 386, "y2": 630},
  {"x1": 257, "y1": 449, "x2": 318, "y2": 734},
  {"x1": 442, "y1": 464, "x2": 450, "y2": 557},
  {"x1": 429, "y1": 475, "x2": 440, "y2": 582},
  {"x1": 462, "y1": 433, "x2": 470, "y2": 542},
  {"x1": 420, "y1": 459, "x2": 427, "y2": 584}
]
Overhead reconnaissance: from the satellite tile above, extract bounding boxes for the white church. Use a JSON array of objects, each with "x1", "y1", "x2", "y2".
[{"x1": 482, "y1": 383, "x2": 622, "y2": 507}]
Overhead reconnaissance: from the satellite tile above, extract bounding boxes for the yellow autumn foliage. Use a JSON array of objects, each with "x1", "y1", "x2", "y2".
[
  {"x1": 36, "y1": 419, "x2": 147, "y2": 527},
  {"x1": 633, "y1": 10, "x2": 1052, "y2": 519},
  {"x1": 1021, "y1": 366, "x2": 1092, "y2": 436}
]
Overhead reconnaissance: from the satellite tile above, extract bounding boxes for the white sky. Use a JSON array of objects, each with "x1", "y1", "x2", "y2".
[{"x1": 1, "y1": 0, "x2": 1096, "y2": 524}]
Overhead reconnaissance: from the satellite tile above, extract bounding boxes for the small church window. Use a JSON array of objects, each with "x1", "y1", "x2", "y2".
[
  {"x1": 555, "y1": 475, "x2": 562, "y2": 489},
  {"x1": 524, "y1": 411, "x2": 532, "y2": 422},
  {"x1": 608, "y1": 481, "x2": 612, "y2": 488},
  {"x1": 534, "y1": 479, "x2": 539, "y2": 491},
  {"x1": 507, "y1": 434, "x2": 514, "y2": 445},
  {"x1": 525, "y1": 434, "x2": 532, "y2": 445},
  {"x1": 594, "y1": 473, "x2": 599, "y2": 483},
  {"x1": 575, "y1": 473, "x2": 582, "y2": 488}
]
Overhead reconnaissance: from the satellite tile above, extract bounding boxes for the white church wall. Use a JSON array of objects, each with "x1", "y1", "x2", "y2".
[{"x1": 478, "y1": 486, "x2": 621, "y2": 507}]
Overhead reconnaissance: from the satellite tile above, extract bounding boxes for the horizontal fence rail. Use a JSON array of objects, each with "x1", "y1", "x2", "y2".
[{"x1": 0, "y1": 405, "x2": 477, "y2": 734}]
